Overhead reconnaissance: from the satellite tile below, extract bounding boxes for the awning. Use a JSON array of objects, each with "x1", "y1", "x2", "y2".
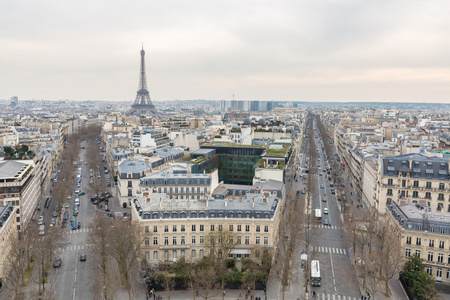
[{"x1": 230, "y1": 249, "x2": 251, "y2": 255}]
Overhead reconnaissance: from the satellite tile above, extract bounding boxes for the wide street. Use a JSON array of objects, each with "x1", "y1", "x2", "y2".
[{"x1": 39, "y1": 138, "x2": 115, "y2": 299}]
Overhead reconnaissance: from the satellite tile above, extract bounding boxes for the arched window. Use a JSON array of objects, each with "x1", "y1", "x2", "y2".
[
  {"x1": 199, "y1": 249, "x2": 204, "y2": 258},
  {"x1": 153, "y1": 251, "x2": 158, "y2": 260},
  {"x1": 172, "y1": 212, "x2": 178, "y2": 218},
  {"x1": 164, "y1": 250, "x2": 169, "y2": 260},
  {"x1": 180, "y1": 212, "x2": 186, "y2": 218},
  {"x1": 191, "y1": 249, "x2": 196, "y2": 259},
  {"x1": 199, "y1": 211, "x2": 205, "y2": 218},
  {"x1": 191, "y1": 212, "x2": 197, "y2": 218},
  {"x1": 152, "y1": 213, "x2": 159, "y2": 219}
]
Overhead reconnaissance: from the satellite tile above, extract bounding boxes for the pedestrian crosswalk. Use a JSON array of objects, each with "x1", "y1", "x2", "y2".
[
  {"x1": 56, "y1": 244, "x2": 92, "y2": 253},
  {"x1": 311, "y1": 246, "x2": 347, "y2": 255},
  {"x1": 312, "y1": 294, "x2": 359, "y2": 300},
  {"x1": 64, "y1": 228, "x2": 91, "y2": 234},
  {"x1": 314, "y1": 224, "x2": 341, "y2": 230}
]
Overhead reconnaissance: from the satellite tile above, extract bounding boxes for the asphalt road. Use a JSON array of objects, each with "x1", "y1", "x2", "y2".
[
  {"x1": 49, "y1": 139, "x2": 109, "y2": 300},
  {"x1": 308, "y1": 120, "x2": 360, "y2": 298}
]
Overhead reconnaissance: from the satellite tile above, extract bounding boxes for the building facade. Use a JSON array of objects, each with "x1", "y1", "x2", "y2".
[
  {"x1": 0, "y1": 203, "x2": 18, "y2": 287},
  {"x1": 376, "y1": 154, "x2": 450, "y2": 214},
  {"x1": 131, "y1": 178, "x2": 284, "y2": 264}
]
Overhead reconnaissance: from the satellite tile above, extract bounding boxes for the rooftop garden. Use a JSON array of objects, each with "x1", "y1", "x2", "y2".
[{"x1": 264, "y1": 145, "x2": 290, "y2": 158}]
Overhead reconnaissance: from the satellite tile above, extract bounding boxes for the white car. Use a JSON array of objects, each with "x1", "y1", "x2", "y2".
[{"x1": 323, "y1": 208, "x2": 328, "y2": 214}]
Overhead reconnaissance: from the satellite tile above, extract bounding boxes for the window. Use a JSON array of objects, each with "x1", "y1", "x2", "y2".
[
  {"x1": 164, "y1": 225, "x2": 169, "y2": 232},
  {"x1": 264, "y1": 237, "x2": 269, "y2": 245},
  {"x1": 192, "y1": 236, "x2": 196, "y2": 244},
  {"x1": 412, "y1": 191, "x2": 418, "y2": 198},
  {"x1": 128, "y1": 180, "x2": 132, "y2": 187},
  {"x1": 164, "y1": 237, "x2": 169, "y2": 246},
  {"x1": 426, "y1": 182, "x2": 432, "y2": 189},
  {"x1": 416, "y1": 238, "x2": 421, "y2": 245},
  {"x1": 438, "y1": 194, "x2": 445, "y2": 200},
  {"x1": 173, "y1": 225, "x2": 177, "y2": 232},
  {"x1": 145, "y1": 226, "x2": 149, "y2": 233},
  {"x1": 229, "y1": 225, "x2": 233, "y2": 231},
  {"x1": 245, "y1": 236, "x2": 249, "y2": 245},
  {"x1": 428, "y1": 252, "x2": 434, "y2": 262},
  {"x1": 402, "y1": 180, "x2": 406, "y2": 187},
  {"x1": 181, "y1": 250, "x2": 185, "y2": 257},
  {"x1": 181, "y1": 236, "x2": 185, "y2": 245},
  {"x1": 145, "y1": 238, "x2": 150, "y2": 246},
  {"x1": 406, "y1": 237, "x2": 411, "y2": 244},
  {"x1": 192, "y1": 225, "x2": 196, "y2": 232},
  {"x1": 173, "y1": 250, "x2": 177, "y2": 260},
  {"x1": 439, "y1": 183, "x2": 445, "y2": 190},
  {"x1": 387, "y1": 189, "x2": 393, "y2": 196},
  {"x1": 427, "y1": 266, "x2": 432, "y2": 276},
  {"x1": 256, "y1": 236, "x2": 260, "y2": 245},
  {"x1": 128, "y1": 189, "x2": 132, "y2": 197},
  {"x1": 438, "y1": 253, "x2": 444, "y2": 263},
  {"x1": 200, "y1": 236, "x2": 204, "y2": 244},
  {"x1": 181, "y1": 225, "x2": 185, "y2": 232},
  {"x1": 199, "y1": 249, "x2": 204, "y2": 258},
  {"x1": 429, "y1": 240, "x2": 435, "y2": 247},
  {"x1": 153, "y1": 237, "x2": 158, "y2": 245},
  {"x1": 256, "y1": 225, "x2": 260, "y2": 232},
  {"x1": 229, "y1": 237, "x2": 233, "y2": 244},
  {"x1": 448, "y1": 255, "x2": 450, "y2": 264},
  {"x1": 405, "y1": 249, "x2": 411, "y2": 257},
  {"x1": 413, "y1": 181, "x2": 419, "y2": 188},
  {"x1": 245, "y1": 225, "x2": 250, "y2": 232},
  {"x1": 210, "y1": 225, "x2": 215, "y2": 231},
  {"x1": 425, "y1": 192, "x2": 431, "y2": 199},
  {"x1": 440, "y1": 241, "x2": 445, "y2": 249},
  {"x1": 172, "y1": 237, "x2": 177, "y2": 245},
  {"x1": 200, "y1": 225, "x2": 204, "y2": 232},
  {"x1": 237, "y1": 225, "x2": 242, "y2": 232},
  {"x1": 191, "y1": 250, "x2": 196, "y2": 259},
  {"x1": 237, "y1": 236, "x2": 242, "y2": 245},
  {"x1": 415, "y1": 250, "x2": 421, "y2": 258},
  {"x1": 164, "y1": 250, "x2": 169, "y2": 260},
  {"x1": 437, "y1": 268, "x2": 443, "y2": 279},
  {"x1": 219, "y1": 225, "x2": 223, "y2": 231},
  {"x1": 145, "y1": 251, "x2": 150, "y2": 260},
  {"x1": 153, "y1": 251, "x2": 158, "y2": 260},
  {"x1": 264, "y1": 225, "x2": 269, "y2": 232},
  {"x1": 388, "y1": 179, "x2": 393, "y2": 185},
  {"x1": 255, "y1": 250, "x2": 260, "y2": 259}
]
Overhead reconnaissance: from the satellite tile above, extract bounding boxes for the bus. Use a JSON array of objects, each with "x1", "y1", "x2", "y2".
[
  {"x1": 315, "y1": 209, "x2": 322, "y2": 223},
  {"x1": 311, "y1": 260, "x2": 321, "y2": 286}
]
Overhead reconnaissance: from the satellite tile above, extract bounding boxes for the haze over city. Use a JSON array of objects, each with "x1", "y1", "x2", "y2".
[{"x1": 2, "y1": 0, "x2": 450, "y2": 103}]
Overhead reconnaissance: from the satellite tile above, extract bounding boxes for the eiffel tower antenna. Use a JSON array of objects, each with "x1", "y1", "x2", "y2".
[{"x1": 129, "y1": 45, "x2": 156, "y2": 115}]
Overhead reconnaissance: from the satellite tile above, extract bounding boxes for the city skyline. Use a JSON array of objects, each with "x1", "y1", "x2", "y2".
[{"x1": 1, "y1": 0, "x2": 450, "y2": 103}]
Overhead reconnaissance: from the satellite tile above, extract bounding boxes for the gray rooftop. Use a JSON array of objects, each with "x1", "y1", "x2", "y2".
[
  {"x1": 118, "y1": 159, "x2": 150, "y2": 175},
  {"x1": 0, "y1": 160, "x2": 27, "y2": 178}
]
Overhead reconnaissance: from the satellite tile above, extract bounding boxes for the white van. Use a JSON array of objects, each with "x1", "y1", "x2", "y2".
[{"x1": 39, "y1": 225, "x2": 45, "y2": 235}]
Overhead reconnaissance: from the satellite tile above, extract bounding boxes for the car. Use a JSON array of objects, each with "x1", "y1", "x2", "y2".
[
  {"x1": 51, "y1": 218, "x2": 56, "y2": 225},
  {"x1": 39, "y1": 215, "x2": 44, "y2": 221},
  {"x1": 52, "y1": 211, "x2": 58, "y2": 217},
  {"x1": 322, "y1": 197, "x2": 327, "y2": 202},
  {"x1": 75, "y1": 189, "x2": 80, "y2": 194},
  {"x1": 320, "y1": 184, "x2": 324, "y2": 189},
  {"x1": 53, "y1": 257, "x2": 62, "y2": 268},
  {"x1": 65, "y1": 203, "x2": 70, "y2": 208},
  {"x1": 73, "y1": 210, "x2": 78, "y2": 216},
  {"x1": 38, "y1": 220, "x2": 43, "y2": 225},
  {"x1": 44, "y1": 198, "x2": 51, "y2": 209},
  {"x1": 319, "y1": 172, "x2": 322, "y2": 176},
  {"x1": 80, "y1": 254, "x2": 86, "y2": 261},
  {"x1": 323, "y1": 208, "x2": 329, "y2": 214},
  {"x1": 301, "y1": 190, "x2": 306, "y2": 194},
  {"x1": 330, "y1": 183, "x2": 334, "y2": 187},
  {"x1": 61, "y1": 222, "x2": 67, "y2": 228},
  {"x1": 78, "y1": 191, "x2": 85, "y2": 196},
  {"x1": 323, "y1": 219, "x2": 329, "y2": 226}
]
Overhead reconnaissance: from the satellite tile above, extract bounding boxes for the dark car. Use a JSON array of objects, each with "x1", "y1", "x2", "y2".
[
  {"x1": 323, "y1": 219, "x2": 329, "y2": 226},
  {"x1": 322, "y1": 197, "x2": 327, "y2": 202},
  {"x1": 80, "y1": 254, "x2": 86, "y2": 261},
  {"x1": 53, "y1": 257, "x2": 62, "y2": 268},
  {"x1": 44, "y1": 198, "x2": 51, "y2": 209}
]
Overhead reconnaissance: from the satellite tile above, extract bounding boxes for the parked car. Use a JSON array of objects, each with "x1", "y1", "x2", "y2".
[
  {"x1": 52, "y1": 211, "x2": 58, "y2": 217},
  {"x1": 80, "y1": 254, "x2": 86, "y2": 261},
  {"x1": 53, "y1": 257, "x2": 62, "y2": 268}
]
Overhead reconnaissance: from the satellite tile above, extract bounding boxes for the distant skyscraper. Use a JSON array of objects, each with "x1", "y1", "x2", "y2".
[
  {"x1": 10, "y1": 96, "x2": 18, "y2": 107},
  {"x1": 129, "y1": 46, "x2": 156, "y2": 115}
]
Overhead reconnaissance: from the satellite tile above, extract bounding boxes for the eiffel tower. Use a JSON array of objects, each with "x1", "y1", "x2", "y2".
[{"x1": 129, "y1": 46, "x2": 156, "y2": 115}]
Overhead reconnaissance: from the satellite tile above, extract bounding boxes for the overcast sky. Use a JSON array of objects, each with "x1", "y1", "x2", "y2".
[{"x1": 1, "y1": 0, "x2": 450, "y2": 103}]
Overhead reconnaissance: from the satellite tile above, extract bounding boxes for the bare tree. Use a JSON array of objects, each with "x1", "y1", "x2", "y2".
[
  {"x1": 193, "y1": 260, "x2": 220, "y2": 300},
  {"x1": 205, "y1": 229, "x2": 237, "y2": 299},
  {"x1": 106, "y1": 219, "x2": 145, "y2": 299},
  {"x1": 4, "y1": 235, "x2": 30, "y2": 299}
]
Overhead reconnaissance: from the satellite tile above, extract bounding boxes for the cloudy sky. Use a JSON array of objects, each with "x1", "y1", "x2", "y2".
[{"x1": 1, "y1": 0, "x2": 450, "y2": 103}]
